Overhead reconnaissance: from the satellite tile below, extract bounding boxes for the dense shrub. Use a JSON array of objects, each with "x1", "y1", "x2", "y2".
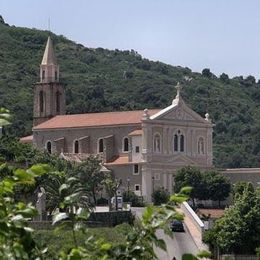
[
  {"x1": 152, "y1": 188, "x2": 170, "y2": 205},
  {"x1": 123, "y1": 191, "x2": 144, "y2": 207}
]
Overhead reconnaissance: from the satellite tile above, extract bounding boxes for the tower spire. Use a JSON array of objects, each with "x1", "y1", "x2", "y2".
[
  {"x1": 41, "y1": 36, "x2": 57, "y2": 66},
  {"x1": 40, "y1": 36, "x2": 59, "y2": 83},
  {"x1": 33, "y1": 36, "x2": 65, "y2": 126}
]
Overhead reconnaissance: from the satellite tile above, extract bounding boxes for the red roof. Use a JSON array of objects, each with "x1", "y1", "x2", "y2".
[
  {"x1": 20, "y1": 135, "x2": 33, "y2": 143},
  {"x1": 105, "y1": 156, "x2": 130, "y2": 165},
  {"x1": 129, "y1": 129, "x2": 143, "y2": 136},
  {"x1": 33, "y1": 109, "x2": 160, "y2": 130}
]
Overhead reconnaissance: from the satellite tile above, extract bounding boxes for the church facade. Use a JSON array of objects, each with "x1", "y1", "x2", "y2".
[{"x1": 30, "y1": 37, "x2": 213, "y2": 202}]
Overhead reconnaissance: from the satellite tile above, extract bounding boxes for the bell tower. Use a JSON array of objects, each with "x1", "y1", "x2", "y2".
[{"x1": 33, "y1": 36, "x2": 65, "y2": 126}]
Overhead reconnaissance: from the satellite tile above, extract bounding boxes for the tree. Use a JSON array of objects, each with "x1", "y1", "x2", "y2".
[
  {"x1": 123, "y1": 190, "x2": 144, "y2": 207},
  {"x1": 232, "y1": 181, "x2": 253, "y2": 201},
  {"x1": 75, "y1": 156, "x2": 103, "y2": 205},
  {"x1": 102, "y1": 173, "x2": 121, "y2": 211},
  {"x1": 174, "y1": 166, "x2": 202, "y2": 207},
  {"x1": 175, "y1": 167, "x2": 231, "y2": 208},
  {"x1": 203, "y1": 183, "x2": 260, "y2": 254},
  {"x1": 152, "y1": 187, "x2": 170, "y2": 205},
  {"x1": 205, "y1": 171, "x2": 231, "y2": 207},
  {"x1": 219, "y1": 73, "x2": 229, "y2": 83},
  {"x1": 0, "y1": 162, "x2": 51, "y2": 258},
  {"x1": 202, "y1": 68, "x2": 213, "y2": 78}
]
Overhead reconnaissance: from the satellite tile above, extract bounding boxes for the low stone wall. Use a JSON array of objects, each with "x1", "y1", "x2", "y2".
[
  {"x1": 181, "y1": 202, "x2": 204, "y2": 233},
  {"x1": 88, "y1": 210, "x2": 134, "y2": 226},
  {"x1": 29, "y1": 210, "x2": 134, "y2": 230},
  {"x1": 220, "y1": 255, "x2": 257, "y2": 260}
]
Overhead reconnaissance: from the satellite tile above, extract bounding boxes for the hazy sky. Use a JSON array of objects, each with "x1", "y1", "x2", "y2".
[{"x1": 1, "y1": 0, "x2": 260, "y2": 79}]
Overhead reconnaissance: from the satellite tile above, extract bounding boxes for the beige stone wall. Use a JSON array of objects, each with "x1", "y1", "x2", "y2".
[
  {"x1": 130, "y1": 135, "x2": 142, "y2": 162},
  {"x1": 142, "y1": 120, "x2": 212, "y2": 168},
  {"x1": 33, "y1": 124, "x2": 141, "y2": 155},
  {"x1": 33, "y1": 82, "x2": 65, "y2": 126},
  {"x1": 78, "y1": 136, "x2": 90, "y2": 153},
  {"x1": 223, "y1": 169, "x2": 260, "y2": 189},
  {"x1": 103, "y1": 135, "x2": 114, "y2": 163},
  {"x1": 105, "y1": 164, "x2": 142, "y2": 195}
]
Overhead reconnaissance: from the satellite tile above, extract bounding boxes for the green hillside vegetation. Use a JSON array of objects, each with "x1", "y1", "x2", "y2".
[{"x1": 1, "y1": 16, "x2": 260, "y2": 168}]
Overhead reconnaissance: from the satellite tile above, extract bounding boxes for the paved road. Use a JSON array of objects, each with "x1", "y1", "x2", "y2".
[{"x1": 132, "y1": 207, "x2": 199, "y2": 260}]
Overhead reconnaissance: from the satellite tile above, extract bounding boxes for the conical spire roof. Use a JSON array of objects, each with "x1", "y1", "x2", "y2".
[{"x1": 41, "y1": 36, "x2": 57, "y2": 65}]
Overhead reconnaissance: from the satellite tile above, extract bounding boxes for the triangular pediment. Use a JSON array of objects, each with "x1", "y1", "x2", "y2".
[
  {"x1": 167, "y1": 154, "x2": 197, "y2": 165},
  {"x1": 150, "y1": 97, "x2": 209, "y2": 124}
]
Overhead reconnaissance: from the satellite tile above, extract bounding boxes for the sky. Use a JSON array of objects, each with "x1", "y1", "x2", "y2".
[{"x1": 1, "y1": 0, "x2": 260, "y2": 79}]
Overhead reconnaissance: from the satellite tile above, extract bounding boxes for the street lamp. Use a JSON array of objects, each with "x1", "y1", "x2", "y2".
[
  {"x1": 127, "y1": 177, "x2": 130, "y2": 198},
  {"x1": 152, "y1": 176, "x2": 155, "y2": 200}
]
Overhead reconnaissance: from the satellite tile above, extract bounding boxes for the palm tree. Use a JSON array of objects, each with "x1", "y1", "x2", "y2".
[{"x1": 42, "y1": 171, "x2": 93, "y2": 216}]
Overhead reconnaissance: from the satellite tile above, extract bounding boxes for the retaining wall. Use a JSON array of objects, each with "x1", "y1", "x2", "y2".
[{"x1": 181, "y1": 201, "x2": 204, "y2": 233}]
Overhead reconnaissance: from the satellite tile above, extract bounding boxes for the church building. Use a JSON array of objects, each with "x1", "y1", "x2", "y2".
[{"x1": 23, "y1": 36, "x2": 214, "y2": 202}]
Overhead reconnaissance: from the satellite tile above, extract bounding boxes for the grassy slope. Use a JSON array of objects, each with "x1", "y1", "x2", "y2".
[{"x1": 1, "y1": 17, "x2": 260, "y2": 168}]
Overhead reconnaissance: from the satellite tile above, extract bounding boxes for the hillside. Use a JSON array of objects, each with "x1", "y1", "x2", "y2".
[{"x1": 1, "y1": 16, "x2": 260, "y2": 168}]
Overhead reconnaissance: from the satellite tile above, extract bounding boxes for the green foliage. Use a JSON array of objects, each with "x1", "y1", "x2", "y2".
[
  {"x1": 33, "y1": 224, "x2": 130, "y2": 257},
  {"x1": 152, "y1": 187, "x2": 170, "y2": 205},
  {"x1": 0, "y1": 163, "x2": 50, "y2": 259},
  {"x1": 55, "y1": 202, "x2": 182, "y2": 259},
  {"x1": 123, "y1": 190, "x2": 144, "y2": 207},
  {"x1": 203, "y1": 183, "x2": 260, "y2": 254},
  {"x1": 203, "y1": 170, "x2": 231, "y2": 207},
  {"x1": 1, "y1": 20, "x2": 260, "y2": 168},
  {"x1": 0, "y1": 159, "x2": 207, "y2": 259},
  {"x1": 232, "y1": 181, "x2": 254, "y2": 201},
  {"x1": 74, "y1": 156, "x2": 103, "y2": 205},
  {"x1": 0, "y1": 108, "x2": 11, "y2": 126},
  {"x1": 174, "y1": 166, "x2": 202, "y2": 206},
  {"x1": 102, "y1": 173, "x2": 122, "y2": 211},
  {"x1": 174, "y1": 167, "x2": 231, "y2": 207}
]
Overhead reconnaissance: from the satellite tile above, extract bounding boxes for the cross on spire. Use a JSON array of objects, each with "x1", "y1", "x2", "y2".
[{"x1": 175, "y1": 82, "x2": 182, "y2": 99}]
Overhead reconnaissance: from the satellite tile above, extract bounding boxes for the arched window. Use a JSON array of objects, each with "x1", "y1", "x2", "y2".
[
  {"x1": 174, "y1": 134, "x2": 178, "y2": 152},
  {"x1": 56, "y1": 91, "x2": 60, "y2": 113},
  {"x1": 74, "y1": 140, "x2": 79, "y2": 154},
  {"x1": 198, "y1": 137, "x2": 204, "y2": 155},
  {"x1": 180, "y1": 135, "x2": 184, "y2": 152},
  {"x1": 98, "y1": 139, "x2": 104, "y2": 153},
  {"x1": 46, "y1": 141, "x2": 52, "y2": 154},
  {"x1": 123, "y1": 137, "x2": 129, "y2": 152},
  {"x1": 153, "y1": 133, "x2": 161, "y2": 153},
  {"x1": 55, "y1": 71, "x2": 58, "y2": 81},
  {"x1": 42, "y1": 70, "x2": 45, "y2": 80},
  {"x1": 39, "y1": 91, "x2": 44, "y2": 113},
  {"x1": 173, "y1": 130, "x2": 185, "y2": 152}
]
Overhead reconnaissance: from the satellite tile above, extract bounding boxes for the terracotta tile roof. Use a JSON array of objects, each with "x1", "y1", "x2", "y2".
[
  {"x1": 104, "y1": 156, "x2": 130, "y2": 166},
  {"x1": 20, "y1": 135, "x2": 33, "y2": 143},
  {"x1": 129, "y1": 129, "x2": 143, "y2": 136},
  {"x1": 33, "y1": 109, "x2": 160, "y2": 130},
  {"x1": 196, "y1": 209, "x2": 225, "y2": 219},
  {"x1": 60, "y1": 153, "x2": 91, "y2": 162}
]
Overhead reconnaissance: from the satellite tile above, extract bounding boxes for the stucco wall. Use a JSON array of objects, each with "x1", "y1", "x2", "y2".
[
  {"x1": 105, "y1": 164, "x2": 142, "y2": 195},
  {"x1": 33, "y1": 124, "x2": 141, "y2": 155}
]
